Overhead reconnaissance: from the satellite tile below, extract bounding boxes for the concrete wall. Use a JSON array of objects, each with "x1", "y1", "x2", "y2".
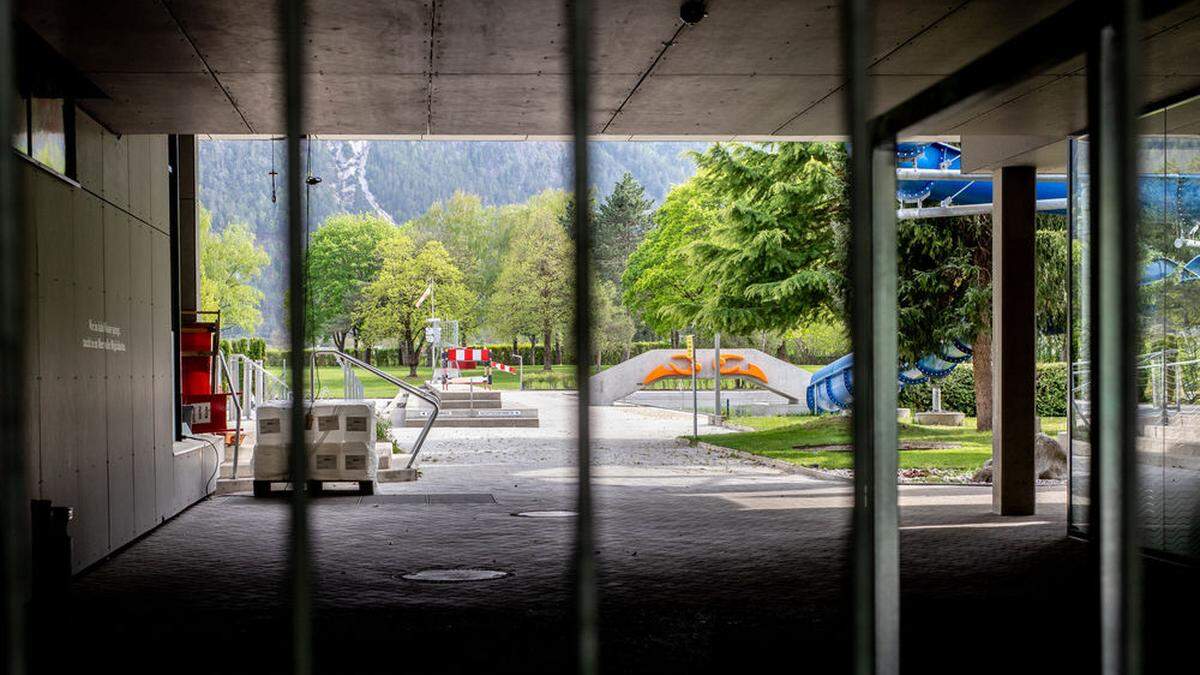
[
  {"x1": 591, "y1": 349, "x2": 813, "y2": 408},
  {"x1": 21, "y1": 107, "x2": 218, "y2": 573}
]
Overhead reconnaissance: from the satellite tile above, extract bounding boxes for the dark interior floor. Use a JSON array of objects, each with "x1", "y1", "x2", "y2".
[{"x1": 23, "y1": 472, "x2": 1198, "y2": 674}]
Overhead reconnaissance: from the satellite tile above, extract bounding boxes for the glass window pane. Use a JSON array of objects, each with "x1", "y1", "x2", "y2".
[{"x1": 30, "y1": 97, "x2": 66, "y2": 174}]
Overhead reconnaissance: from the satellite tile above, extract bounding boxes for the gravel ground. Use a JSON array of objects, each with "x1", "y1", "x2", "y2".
[{"x1": 32, "y1": 392, "x2": 1195, "y2": 674}]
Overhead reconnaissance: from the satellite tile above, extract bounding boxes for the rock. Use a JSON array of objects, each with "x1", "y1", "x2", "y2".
[
  {"x1": 1035, "y1": 432, "x2": 1066, "y2": 479},
  {"x1": 971, "y1": 433, "x2": 1066, "y2": 483},
  {"x1": 972, "y1": 458, "x2": 993, "y2": 483}
]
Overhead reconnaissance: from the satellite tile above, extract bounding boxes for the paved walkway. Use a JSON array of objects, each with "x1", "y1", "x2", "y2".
[{"x1": 43, "y1": 393, "x2": 1115, "y2": 673}]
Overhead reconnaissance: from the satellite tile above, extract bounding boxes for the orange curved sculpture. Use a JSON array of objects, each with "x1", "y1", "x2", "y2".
[
  {"x1": 642, "y1": 353, "x2": 701, "y2": 385},
  {"x1": 641, "y1": 352, "x2": 769, "y2": 386},
  {"x1": 716, "y1": 353, "x2": 769, "y2": 384}
]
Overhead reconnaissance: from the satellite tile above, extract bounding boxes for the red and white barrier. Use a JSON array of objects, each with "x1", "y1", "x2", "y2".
[
  {"x1": 445, "y1": 347, "x2": 490, "y2": 363},
  {"x1": 490, "y1": 361, "x2": 516, "y2": 374}
]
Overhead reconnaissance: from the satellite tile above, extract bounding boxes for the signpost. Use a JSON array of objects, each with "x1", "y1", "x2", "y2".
[{"x1": 687, "y1": 334, "x2": 697, "y2": 438}]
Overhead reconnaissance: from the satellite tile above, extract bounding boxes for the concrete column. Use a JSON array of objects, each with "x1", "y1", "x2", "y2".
[
  {"x1": 177, "y1": 135, "x2": 200, "y2": 313},
  {"x1": 991, "y1": 165, "x2": 1037, "y2": 515}
]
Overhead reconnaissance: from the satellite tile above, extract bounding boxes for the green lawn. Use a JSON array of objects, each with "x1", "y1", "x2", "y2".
[
  {"x1": 700, "y1": 415, "x2": 1067, "y2": 477},
  {"x1": 273, "y1": 364, "x2": 577, "y2": 398}
]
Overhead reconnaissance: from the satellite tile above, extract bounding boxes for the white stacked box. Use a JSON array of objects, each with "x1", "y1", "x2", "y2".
[
  {"x1": 253, "y1": 400, "x2": 294, "y2": 481},
  {"x1": 306, "y1": 399, "x2": 377, "y2": 482},
  {"x1": 253, "y1": 400, "x2": 377, "y2": 483}
]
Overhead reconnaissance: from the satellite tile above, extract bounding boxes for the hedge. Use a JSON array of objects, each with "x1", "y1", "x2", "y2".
[
  {"x1": 262, "y1": 340, "x2": 676, "y2": 369},
  {"x1": 220, "y1": 337, "x2": 267, "y2": 362},
  {"x1": 896, "y1": 362, "x2": 1067, "y2": 417}
]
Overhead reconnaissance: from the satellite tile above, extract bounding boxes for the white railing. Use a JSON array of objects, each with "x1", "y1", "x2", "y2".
[
  {"x1": 231, "y1": 354, "x2": 290, "y2": 421},
  {"x1": 1072, "y1": 349, "x2": 1200, "y2": 425}
]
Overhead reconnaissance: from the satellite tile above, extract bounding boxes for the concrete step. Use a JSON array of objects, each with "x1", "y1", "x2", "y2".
[
  {"x1": 215, "y1": 477, "x2": 254, "y2": 495},
  {"x1": 426, "y1": 389, "x2": 502, "y2": 402},
  {"x1": 403, "y1": 406, "x2": 539, "y2": 428},
  {"x1": 420, "y1": 398, "x2": 503, "y2": 410},
  {"x1": 379, "y1": 466, "x2": 418, "y2": 482}
]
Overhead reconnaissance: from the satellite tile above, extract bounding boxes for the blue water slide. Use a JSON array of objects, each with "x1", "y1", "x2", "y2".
[
  {"x1": 808, "y1": 142, "x2": 1200, "y2": 414},
  {"x1": 896, "y1": 141, "x2": 1068, "y2": 217},
  {"x1": 806, "y1": 341, "x2": 973, "y2": 414}
]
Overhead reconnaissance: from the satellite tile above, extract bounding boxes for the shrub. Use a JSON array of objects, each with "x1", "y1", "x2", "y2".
[
  {"x1": 895, "y1": 362, "x2": 1067, "y2": 418},
  {"x1": 520, "y1": 371, "x2": 577, "y2": 390}
]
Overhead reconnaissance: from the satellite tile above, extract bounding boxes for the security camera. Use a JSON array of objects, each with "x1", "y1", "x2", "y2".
[{"x1": 680, "y1": 1, "x2": 706, "y2": 25}]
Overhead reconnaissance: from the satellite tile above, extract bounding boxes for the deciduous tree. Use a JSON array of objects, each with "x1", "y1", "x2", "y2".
[
  {"x1": 306, "y1": 213, "x2": 394, "y2": 353},
  {"x1": 489, "y1": 190, "x2": 574, "y2": 371},
  {"x1": 356, "y1": 234, "x2": 472, "y2": 376},
  {"x1": 199, "y1": 205, "x2": 270, "y2": 335}
]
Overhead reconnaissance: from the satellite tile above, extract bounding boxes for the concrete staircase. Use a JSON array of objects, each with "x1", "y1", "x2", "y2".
[{"x1": 405, "y1": 388, "x2": 539, "y2": 428}]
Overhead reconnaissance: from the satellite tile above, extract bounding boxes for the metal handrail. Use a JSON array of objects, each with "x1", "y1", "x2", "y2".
[
  {"x1": 310, "y1": 349, "x2": 440, "y2": 468},
  {"x1": 216, "y1": 352, "x2": 244, "y2": 479}
]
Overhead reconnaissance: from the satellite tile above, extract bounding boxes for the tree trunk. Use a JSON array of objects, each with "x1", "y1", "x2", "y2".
[
  {"x1": 670, "y1": 330, "x2": 679, "y2": 349},
  {"x1": 332, "y1": 331, "x2": 347, "y2": 354},
  {"x1": 596, "y1": 347, "x2": 602, "y2": 370},
  {"x1": 542, "y1": 328, "x2": 553, "y2": 371},
  {"x1": 973, "y1": 330, "x2": 994, "y2": 431},
  {"x1": 364, "y1": 346, "x2": 373, "y2": 366}
]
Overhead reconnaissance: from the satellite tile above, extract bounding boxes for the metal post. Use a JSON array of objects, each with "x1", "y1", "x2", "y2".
[
  {"x1": 713, "y1": 332, "x2": 722, "y2": 425},
  {"x1": 0, "y1": 0, "x2": 30, "y2": 670},
  {"x1": 844, "y1": 0, "x2": 900, "y2": 673},
  {"x1": 566, "y1": 0, "x2": 597, "y2": 672},
  {"x1": 688, "y1": 335, "x2": 698, "y2": 437},
  {"x1": 282, "y1": 0, "x2": 312, "y2": 673},
  {"x1": 1087, "y1": 1, "x2": 1141, "y2": 673},
  {"x1": 168, "y1": 135, "x2": 184, "y2": 441},
  {"x1": 516, "y1": 354, "x2": 524, "y2": 390}
]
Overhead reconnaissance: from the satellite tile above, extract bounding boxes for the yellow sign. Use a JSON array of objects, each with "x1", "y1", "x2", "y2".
[{"x1": 685, "y1": 335, "x2": 694, "y2": 360}]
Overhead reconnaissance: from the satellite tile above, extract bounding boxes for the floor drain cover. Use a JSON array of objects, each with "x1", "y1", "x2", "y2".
[
  {"x1": 514, "y1": 510, "x2": 577, "y2": 518},
  {"x1": 401, "y1": 569, "x2": 509, "y2": 583}
]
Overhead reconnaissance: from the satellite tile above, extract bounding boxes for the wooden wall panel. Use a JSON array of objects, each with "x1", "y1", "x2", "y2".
[
  {"x1": 129, "y1": 223, "x2": 157, "y2": 537},
  {"x1": 23, "y1": 169, "x2": 41, "y2": 500},
  {"x1": 151, "y1": 230, "x2": 175, "y2": 520},
  {"x1": 71, "y1": 190, "x2": 109, "y2": 569},
  {"x1": 127, "y1": 135, "x2": 151, "y2": 222},
  {"x1": 34, "y1": 172, "x2": 78, "y2": 523},
  {"x1": 74, "y1": 111, "x2": 103, "y2": 193},
  {"x1": 101, "y1": 129, "x2": 129, "y2": 209},
  {"x1": 22, "y1": 125, "x2": 180, "y2": 571},
  {"x1": 104, "y1": 207, "x2": 135, "y2": 551},
  {"x1": 149, "y1": 137, "x2": 169, "y2": 234}
]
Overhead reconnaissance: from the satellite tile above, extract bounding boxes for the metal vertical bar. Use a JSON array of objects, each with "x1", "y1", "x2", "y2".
[
  {"x1": 168, "y1": 135, "x2": 184, "y2": 440},
  {"x1": 844, "y1": 0, "x2": 900, "y2": 672},
  {"x1": 0, "y1": 0, "x2": 30, "y2": 671},
  {"x1": 713, "y1": 332, "x2": 722, "y2": 425},
  {"x1": 1087, "y1": 1, "x2": 1142, "y2": 673},
  {"x1": 566, "y1": 0, "x2": 597, "y2": 672},
  {"x1": 282, "y1": 0, "x2": 311, "y2": 673}
]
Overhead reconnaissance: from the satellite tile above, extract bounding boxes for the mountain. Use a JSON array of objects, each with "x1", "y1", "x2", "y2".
[{"x1": 197, "y1": 138, "x2": 710, "y2": 338}]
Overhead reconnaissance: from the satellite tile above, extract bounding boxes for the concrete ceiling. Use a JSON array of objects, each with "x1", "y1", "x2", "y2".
[{"x1": 15, "y1": 0, "x2": 1200, "y2": 157}]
